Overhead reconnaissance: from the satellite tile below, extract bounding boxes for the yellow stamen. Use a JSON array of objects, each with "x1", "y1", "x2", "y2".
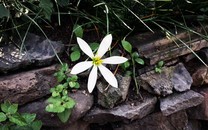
[{"x1": 92, "y1": 56, "x2": 103, "y2": 66}]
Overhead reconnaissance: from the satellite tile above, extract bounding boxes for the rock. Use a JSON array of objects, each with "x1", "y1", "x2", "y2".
[
  {"x1": 138, "y1": 63, "x2": 192, "y2": 96},
  {"x1": 0, "y1": 33, "x2": 64, "y2": 72},
  {"x1": 171, "y1": 63, "x2": 193, "y2": 92},
  {"x1": 97, "y1": 74, "x2": 131, "y2": 108},
  {"x1": 19, "y1": 90, "x2": 94, "y2": 127},
  {"x1": 187, "y1": 87, "x2": 208, "y2": 120},
  {"x1": 160, "y1": 90, "x2": 204, "y2": 116},
  {"x1": 138, "y1": 67, "x2": 173, "y2": 96},
  {"x1": 0, "y1": 65, "x2": 58, "y2": 104},
  {"x1": 198, "y1": 48, "x2": 208, "y2": 64},
  {"x1": 114, "y1": 111, "x2": 188, "y2": 130},
  {"x1": 185, "y1": 120, "x2": 201, "y2": 130},
  {"x1": 84, "y1": 93, "x2": 157, "y2": 123},
  {"x1": 192, "y1": 66, "x2": 208, "y2": 86},
  {"x1": 128, "y1": 25, "x2": 208, "y2": 65},
  {"x1": 44, "y1": 119, "x2": 90, "y2": 130}
]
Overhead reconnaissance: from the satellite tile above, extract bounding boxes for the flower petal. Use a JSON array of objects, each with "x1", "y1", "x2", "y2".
[
  {"x1": 88, "y1": 65, "x2": 98, "y2": 93},
  {"x1": 77, "y1": 37, "x2": 94, "y2": 58},
  {"x1": 102, "y1": 56, "x2": 128, "y2": 64},
  {"x1": 70, "y1": 61, "x2": 92, "y2": 74},
  {"x1": 98, "y1": 64, "x2": 118, "y2": 88},
  {"x1": 96, "y1": 34, "x2": 112, "y2": 57}
]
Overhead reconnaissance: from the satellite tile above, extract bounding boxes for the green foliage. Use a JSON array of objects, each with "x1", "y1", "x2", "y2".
[
  {"x1": 0, "y1": 101, "x2": 42, "y2": 130},
  {"x1": 121, "y1": 40, "x2": 132, "y2": 53},
  {"x1": 73, "y1": 24, "x2": 84, "y2": 38},
  {"x1": 90, "y1": 43, "x2": 99, "y2": 51},
  {"x1": 121, "y1": 39, "x2": 144, "y2": 94},
  {"x1": 57, "y1": 0, "x2": 70, "y2": 7},
  {"x1": 155, "y1": 61, "x2": 164, "y2": 73},
  {"x1": 70, "y1": 45, "x2": 81, "y2": 62},
  {"x1": 46, "y1": 63, "x2": 79, "y2": 123},
  {"x1": 0, "y1": 4, "x2": 9, "y2": 18},
  {"x1": 70, "y1": 51, "x2": 81, "y2": 62},
  {"x1": 39, "y1": 0, "x2": 54, "y2": 21}
]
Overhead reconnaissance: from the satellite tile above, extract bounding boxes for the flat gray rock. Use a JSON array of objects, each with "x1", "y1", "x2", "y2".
[
  {"x1": 97, "y1": 74, "x2": 131, "y2": 108},
  {"x1": 171, "y1": 63, "x2": 193, "y2": 92},
  {"x1": 0, "y1": 33, "x2": 64, "y2": 72},
  {"x1": 0, "y1": 65, "x2": 58, "y2": 105},
  {"x1": 139, "y1": 63, "x2": 192, "y2": 96},
  {"x1": 84, "y1": 93, "x2": 157, "y2": 123},
  {"x1": 185, "y1": 120, "x2": 201, "y2": 130},
  {"x1": 160, "y1": 90, "x2": 204, "y2": 116},
  {"x1": 114, "y1": 111, "x2": 188, "y2": 130},
  {"x1": 19, "y1": 90, "x2": 94, "y2": 127},
  {"x1": 187, "y1": 88, "x2": 208, "y2": 120},
  {"x1": 128, "y1": 26, "x2": 208, "y2": 65}
]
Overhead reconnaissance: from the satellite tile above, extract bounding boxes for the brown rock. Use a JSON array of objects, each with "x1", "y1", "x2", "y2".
[
  {"x1": 84, "y1": 93, "x2": 157, "y2": 123},
  {"x1": 187, "y1": 87, "x2": 208, "y2": 120},
  {"x1": 19, "y1": 90, "x2": 94, "y2": 127},
  {"x1": 0, "y1": 65, "x2": 58, "y2": 104},
  {"x1": 128, "y1": 26, "x2": 208, "y2": 65},
  {"x1": 45, "y1": 119, "x2": 90, "y2": 130},
  {"x1": 185, "y1": 120, "x2": 201, "y2": 130},
  {"x1": 139, "y1": 63, "x2": 192, "y2": 96},
  {"x1": 114, "y1": 111, "x2": 188, "y2": 130},
  {"x1": 160, "y1": 90, "x2": 204, "y2": 116},
  {"x1": 192, "y1": 66, "x2": 208, "y2": 86},
  {"x1": 97, "y1": 74, "x2": 131, "y2": 108}
]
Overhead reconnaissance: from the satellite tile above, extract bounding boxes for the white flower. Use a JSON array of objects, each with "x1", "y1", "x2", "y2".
[{"x1": 70, "y1": 34, "x2": 128, "y2": 93}]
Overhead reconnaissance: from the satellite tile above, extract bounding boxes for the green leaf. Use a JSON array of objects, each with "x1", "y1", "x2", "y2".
[
  {"x1": 31, "y1": 120, "x2": 42, "y2": 130},
  {"x1": 57, "y1": 0, "x2": 69, "y2": 7},
  {"x1": 135, "y1": 58, "x2": 144, "y2": 65},
  {"x1": 63, "y1": 99, "x2": 76, "y2": 109},
  {"x1": 39, "y1": 0, "x2": 53, "y2": 21},
  {"x1": 131, "y1": 52, "x2": 139, "y2": 59},
  {"x1": 71, "y1": 45, "x2": 80, "y2": 51},
  {"x1": 1, "y1": 101, "x2": 10, "y2": 113},
  {"x1": 155, "y1": 67, "x2": 162, "y2": 73},
  {"x1": 90, "y1": 42, "x2": 99, "y2": 51},
  {"x1": 74, "y1": 83, "x2": 80, "y2": 89},
  {"x1": 158, "y1": 61, "x2": 164, "y2": 67},
  {"x1": 73, "y1": 24, "x2": 83, "y2": 38},
  {"x1": 57, "y1": 109, "x2": 72, "y2": 123},
  {"x1": 9, "y1": 113, "x2": 27, "y2": 126},
  {"x1": 0, "y1": 112, "x2": 7, "y2": 122},
  {"x1": 121, "y1": 40, "x2": 132, "y2": 53},
  {"x1": 121, "y1": 61, "x2": 130, "y2": 69},
  {"x1": 55, "y1": 84, "x2": 64, "y2": 92},
  {"x1": 0, "y1": 125, "x2": 9, "y2": 130},
  {"x1": 47, "y1": 97, "x2": 62, "y2": 104},
  {"x1": 125, "y1": 71, "x2": 132, "y2": 76},
  {"x1": 45, "y1": 104, "x2": 65, "y2": 113},
  {"x1": 52, "y1": 91, "x2": 60, "y2": 97},
  {"x1": 69, "y1": 81, "x2": 76, "y2": 88},
  {"x1": 55, "y1": 71, "x2": 66, "y2": 82},
  {"x1": 71, "y1": 75, "x2": 78, "y2": 81},
  {"x1": 21, "y1": 113, "x2": 36, "y2": 124},
  {"x1": 62, "y1": 90, "x2": 68, "y2": 96},
  {"x1": 70, "y1": 51, "x2": 81, "y2": 61},
  {"x1": 8, "y1": 104, "x2": 18, "y2": 114},
  {"x1": 0, "y1": 4, "x2": 9, "y2": 18},
  {"x1": 61, "y1": 63, "x2": 69, "y2": 72}
]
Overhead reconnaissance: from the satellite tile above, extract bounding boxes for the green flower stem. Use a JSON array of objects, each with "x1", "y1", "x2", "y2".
[{"x1": 131, "y1": 54, "x2": 143, "y2": 99}]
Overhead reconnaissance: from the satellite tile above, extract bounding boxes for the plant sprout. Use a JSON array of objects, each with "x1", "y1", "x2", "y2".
[{"x1": 70, "y1": 34, "x2": 128, "y2": 93}]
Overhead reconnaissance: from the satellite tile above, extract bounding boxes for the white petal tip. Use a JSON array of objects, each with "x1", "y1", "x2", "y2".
[{"x1": 112, "y1": 83, "x2": 118, "y2": 88}]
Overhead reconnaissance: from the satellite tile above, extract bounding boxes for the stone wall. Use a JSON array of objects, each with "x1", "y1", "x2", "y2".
[{"x1": 1, "y1": 31, "x2": 208, "y2": 130}]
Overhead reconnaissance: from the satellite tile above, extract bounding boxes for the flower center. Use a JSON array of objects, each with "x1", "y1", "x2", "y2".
[{"x1": 92, "y1": 56, "x2": 103, "y2": 66}]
